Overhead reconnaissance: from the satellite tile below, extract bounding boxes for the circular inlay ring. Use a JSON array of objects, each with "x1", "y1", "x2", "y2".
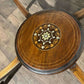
[{"x1": 33, "y1": 24, "x2": 60, "y2": 50}]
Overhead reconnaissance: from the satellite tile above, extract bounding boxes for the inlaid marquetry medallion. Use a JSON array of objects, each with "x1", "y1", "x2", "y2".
[{"x1": 33, "y1": 24, "x2": 60, "y2": 50}]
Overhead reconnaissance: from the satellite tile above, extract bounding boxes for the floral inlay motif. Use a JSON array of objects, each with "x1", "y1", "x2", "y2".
[
  {"x1": 42, "y1": 32, "x2": 50, "y2": 41},
  {"x1": 33, "y1": 24, "x2": 60, "y2": 50}
]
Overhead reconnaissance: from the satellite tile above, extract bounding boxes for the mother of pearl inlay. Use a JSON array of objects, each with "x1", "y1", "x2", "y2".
[{"x1": 33, "y1": 24, "x2": 60, "y2": 50}]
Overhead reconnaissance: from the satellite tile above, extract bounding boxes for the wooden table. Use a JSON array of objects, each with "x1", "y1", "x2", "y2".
[{"x1": 0, "y1": 0, "x2": 83, "y2": 83}]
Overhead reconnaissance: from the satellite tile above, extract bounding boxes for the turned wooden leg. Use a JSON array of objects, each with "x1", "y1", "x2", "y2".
[
  {"x1": 70, "y1": 64, "x2": 84, "y2": 84},
  {"x1": 14, "y1": 0, "x2": 31, "y2": 18},
  {"x1": 0, "y1": 57, "x2": 22, "y2": 84},
  {"x1": 74, "y1": 8, "x2": 84, "y2": 19}
]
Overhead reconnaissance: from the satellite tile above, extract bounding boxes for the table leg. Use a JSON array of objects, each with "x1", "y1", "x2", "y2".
[{"x1": 0, "y1": 63, "x2": 22, "y2": 84}]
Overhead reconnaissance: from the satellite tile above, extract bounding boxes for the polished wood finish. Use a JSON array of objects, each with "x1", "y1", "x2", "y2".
[
  {"x1": 0, "y1": 57, "x2": 20, "y2": 80},
  {"x1": 14, "y1": 0, "x2": 29, "y2": 18},
  {"x1": 70, "y1": 64, "x2": 84, "y2": 84},
  {"x1": 13, "y1": 1, "x2": 84, "y2": 83},
  {"x1": 16, "y1": 10, "x2": 81, "y2": 71},
  {"x1": 0, "y1": 0, "x2": 84, "y2": 83},
  {"x1": 74, "y1": 8, "x2": 84, "y2": 19}
]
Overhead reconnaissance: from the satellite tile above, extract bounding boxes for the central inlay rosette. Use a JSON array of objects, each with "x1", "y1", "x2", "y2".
[
  {"x1": 33, "y1": 24, "x2": 60, "y2": 50},
  {"x1": 42, "y1": 32, "x2": 50, "y2": 40}
]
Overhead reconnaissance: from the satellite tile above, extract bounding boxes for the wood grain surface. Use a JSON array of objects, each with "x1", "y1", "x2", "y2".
[
  {"x1": 16, "y1": 10, "x2": 81, "y2": 72},
  {"x1": 0, "y1": 0, "x2": 84, "y2": 84}
]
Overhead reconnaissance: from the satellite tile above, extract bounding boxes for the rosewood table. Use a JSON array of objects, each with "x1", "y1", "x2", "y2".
[{"x1": 0, "y1": 0, "x2": 84, "y2": 84}]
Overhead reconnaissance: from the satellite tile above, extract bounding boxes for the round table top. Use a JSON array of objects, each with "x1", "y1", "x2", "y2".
[{"x1": 15, "y1": 10, "x2": 81, "y2": 74}]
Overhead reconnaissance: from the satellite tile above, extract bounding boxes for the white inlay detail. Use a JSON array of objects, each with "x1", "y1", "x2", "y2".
[
  {"x1": 48, "y1": 24, "x2": 51, "y2": 27},
  {"x1": 42, "y1": 46, "x2": 45, "y2": 49},
  {"x1": 34, "y1": 33, "x2": 37, "y2": 36},
  {"x1": 41, "y1": 29, "x2": 44, "y2": 31},
  {"x1": 47, "y1": 28, "x2": 50, "y2": 31},
  {"x1": 56, "y1": 36, "x2": 60, "y2": 39}
]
